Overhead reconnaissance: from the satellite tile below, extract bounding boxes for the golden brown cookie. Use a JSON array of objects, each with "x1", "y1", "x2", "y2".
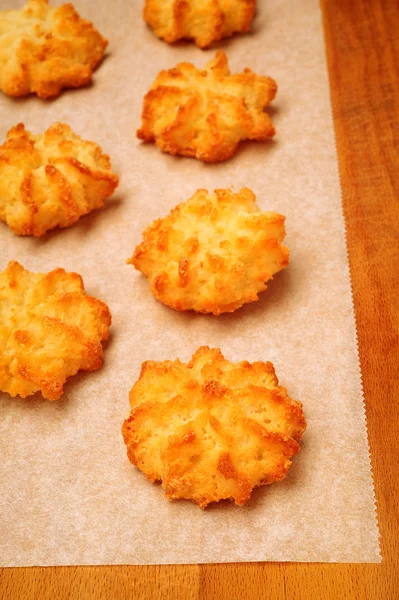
[
  {"x1": 143, "y1": 0, "x2": 255, "y2": 48},
  {"x1": 0, "y1": 261, "x2": 111, "y2": 400},
  {"x1": 122, "y1": 346, "x2": 306, "y2": 508},
  {"x1": 0, "y1": 122, "x2": 119, "y2": 237},
  {"x1": 129, "y1": 188, "x2": 289, "y2": 315},
  {"x1": 137, "y1": 51, "x2": 277, "y2": 163},
  {"x1": 0, "y1": 0, "x2": 107, "y2": 98}
]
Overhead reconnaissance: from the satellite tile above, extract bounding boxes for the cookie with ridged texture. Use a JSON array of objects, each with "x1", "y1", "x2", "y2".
[
  {"x1": 0, "y1": 122, "x2": 119, "y2": 237},
  {"x1": 0, "y1": 0, "x2": 107, "y2": 99},
  {"x1": 0, "y1": 261, "x2": 111, "y2": 400},
  {"x1": 144, "y1": 0, "x2": 255, "y2": 48},
  {"x1": 122, "y1": 346, "x2": 306, "y2": 508},
  {"x1": 129, "y1": 188, "x2": 289, "y2": 315},
  {"x1": 137, "y1": 50, "x2": 276, "y2": 163}
]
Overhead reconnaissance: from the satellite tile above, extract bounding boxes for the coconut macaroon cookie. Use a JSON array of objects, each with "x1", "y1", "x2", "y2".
[
  {"x1": 143, "y1": 0, "x2": 255, "y2": 48},
  {"x1": 129, "y1": 188, "x2": 289, "y2": 315},
  {"x1": 0, "y1": 122, "x2": 119, "y2": 237},
  {"x1": 137, "y1": 51, "x2": 277, "y2": 163},
  {"x1": 0, "y1": 0, "x2": 107, "y2": 99},
  {"x1": 122, "y1": 346, "x2": 306, "y2": 508},
  {"x1": 0, "y1": 261, "x2": 111, "y2": 400}
]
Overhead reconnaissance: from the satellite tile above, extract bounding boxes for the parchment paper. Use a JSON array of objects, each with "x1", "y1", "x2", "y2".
[{"x1": 0, "y1": 0, "x2": 381, "y2": 564}]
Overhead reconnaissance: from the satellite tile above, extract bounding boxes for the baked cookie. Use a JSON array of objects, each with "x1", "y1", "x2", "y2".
[
  {"x1": 122, "y1": 346, "x2": 306, "y2": 508},
  {"x1": 137, "y1": 51, "x2": 276, "y2": 163},
  {"x1": 0, "y1": 0, "x2": 107, "y2": 98},
  {"x1": 0, "y1": 261, "x2": 111, "y2": 400},
  {"x1": 143, "y1": 0, "x2": 255, "y2": 48},
  {"x1": 129, "y1": 188, "x2": 289, "y2": 315},
  {"x1": 0, "y1": 122, "x2": 119, "y2": 237}
]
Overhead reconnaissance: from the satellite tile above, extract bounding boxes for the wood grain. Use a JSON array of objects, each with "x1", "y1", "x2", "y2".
[{"x1": 1, "y1": 0, "x2": 398, "y2": 597}]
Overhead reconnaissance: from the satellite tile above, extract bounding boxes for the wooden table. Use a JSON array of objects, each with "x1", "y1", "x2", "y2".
[{"x1": 1, "y1": 0, "x2": 398, "y2": 597}]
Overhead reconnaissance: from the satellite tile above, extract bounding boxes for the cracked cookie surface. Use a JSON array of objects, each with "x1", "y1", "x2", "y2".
[
  {"x1": 0, "y1": 122, "x2": 119, "y2": 237},
  {"x1": 129, "y1": 188, "x2": 289, "y2": 315},
  {"x1": 0, "y1": 261, "x2": 111, "y2": 400},
  {"x1": 137, "y1": 51, "x2": 277, "y2": 163},
  {"x1": 0, "y1": 0, "x2": 107, "y2": 98},
  {"x1": 144, "y1": 0, "x2": 255, "y2": 48},
  {"x1": 122, "y1": 346, "x2": 306, "y2": 508}
]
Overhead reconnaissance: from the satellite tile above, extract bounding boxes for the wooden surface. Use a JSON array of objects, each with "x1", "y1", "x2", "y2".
[{"x1": 1, "y1": 0, "x2": 398, "y2": 598}]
